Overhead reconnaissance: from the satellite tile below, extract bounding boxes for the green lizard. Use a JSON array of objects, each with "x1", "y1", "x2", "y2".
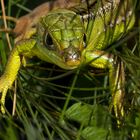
[{"x1": 0, "y1": 0, "x2": 135, "y2": 122}]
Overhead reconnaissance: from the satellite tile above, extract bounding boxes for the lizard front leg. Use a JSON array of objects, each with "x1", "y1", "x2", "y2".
[
  {"x1": 84, "y1": 50, "x2": 125, "y2": 124},
  {"x1": 0, "y1": 39, "x2": 36, "y2": 113},
  {"x1": 0, "y1": 47, "x2": 20, "y2": 114}
]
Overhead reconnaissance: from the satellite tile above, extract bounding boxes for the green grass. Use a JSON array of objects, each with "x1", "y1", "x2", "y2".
[{"x1": 0, "y1": 0, "x2": 140, "y2": 139}]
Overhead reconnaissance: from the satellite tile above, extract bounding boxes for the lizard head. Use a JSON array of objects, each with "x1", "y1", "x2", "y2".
[{"x1": 39, "y1": 9, "x2": 86, "y2": 68}]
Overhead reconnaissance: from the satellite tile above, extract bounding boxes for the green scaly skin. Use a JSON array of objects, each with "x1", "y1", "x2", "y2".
[{"x1": 0, "y1": 0, "x2": 135, "y2": 123}]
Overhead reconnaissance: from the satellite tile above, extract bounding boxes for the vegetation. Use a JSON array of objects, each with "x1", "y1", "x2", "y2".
[{"x1": 0, "y1": 0, "x2": 140, "y2": 139}]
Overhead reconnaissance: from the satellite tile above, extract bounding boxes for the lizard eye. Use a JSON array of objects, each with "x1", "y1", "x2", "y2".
[{"x1": 44, "y1": 32, "x2": 55, "y2": 50}]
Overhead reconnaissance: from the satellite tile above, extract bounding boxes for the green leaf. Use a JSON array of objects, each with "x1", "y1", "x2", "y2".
[
  {"x1": 65, "y1": 102, "x2": 111, "y2": 127},
  {"x1": 81, "y1": 126, "x2": 108, "y2": 140}
]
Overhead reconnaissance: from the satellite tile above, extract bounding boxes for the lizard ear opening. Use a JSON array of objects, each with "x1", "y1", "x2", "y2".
[{"x1": 83, "y1": 34, "x2": 87, "y2": 48}]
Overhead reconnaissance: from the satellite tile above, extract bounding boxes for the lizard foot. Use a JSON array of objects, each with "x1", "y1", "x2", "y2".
[{"x1": 0, "y1": 76, "x2": 12, "y2": 114}]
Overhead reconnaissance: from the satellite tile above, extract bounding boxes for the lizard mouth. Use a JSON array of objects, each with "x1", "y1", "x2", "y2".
[
  {"x1": 65, "y1": 59, "x2": 81, "y2": 67},
  {"x1": 62, "y1": 46, "x2": 81, "y2": 66}
]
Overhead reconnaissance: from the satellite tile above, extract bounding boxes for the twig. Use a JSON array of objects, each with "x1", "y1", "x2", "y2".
[
  {"x1": 0, "y1": 28, "x2": 13, "y2": 33},
  {"x1": 0, "y1": 15, "x2": 18, "y2": 23},
  {"x1": 12, "y1": 80, "x2": 17, "y2": 116},
  {"x1": 0, "y1": 0, "x2": 12, "y2": 50}
]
